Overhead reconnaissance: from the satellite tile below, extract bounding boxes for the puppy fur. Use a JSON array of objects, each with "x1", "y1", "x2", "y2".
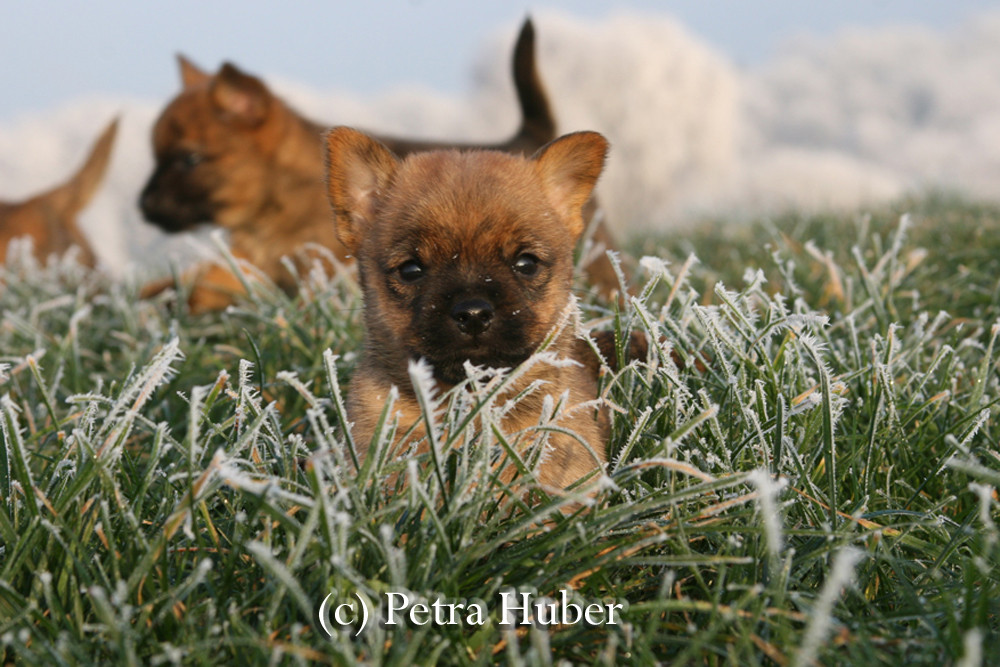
[
  {"x1": 139, "y1": 19, "x2": 620, "y2": 313},
  {"x1": 0, "y1": 117, "x2": 118, "y2": 266},
  {"x1": 326, "y1": 126, "x2": 611, "y2": 490}
]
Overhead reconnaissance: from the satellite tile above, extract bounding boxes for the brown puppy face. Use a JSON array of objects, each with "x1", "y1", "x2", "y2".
[
  {"x1": 326, "y1": 127, "x2": 608, "y2": 386},
  {"x1": 139, "y1": 59, "x2": 285, "y2": 233}
]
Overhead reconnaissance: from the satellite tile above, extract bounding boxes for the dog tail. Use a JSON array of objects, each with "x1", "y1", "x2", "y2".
[
  {"x1": 512, "y1": 18, "x2": 557, "y2": 148},
  {"x1": 48, "y1": 116, "x2": 119, "y2": 217}
]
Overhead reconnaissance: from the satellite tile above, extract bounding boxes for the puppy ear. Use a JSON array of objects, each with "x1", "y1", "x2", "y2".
[
  {"x1": 209, "y1": 63, "x2": 271, "y2": 126},
  {"x1": 532, "y1": 131, "x2": 608, "y2": 238},
  {"x1": 325, "y1": 127, "x2": 399, "y2": 254},
  {"x1": 177, "y1": 54, "x2": 210, "y2": 89}
]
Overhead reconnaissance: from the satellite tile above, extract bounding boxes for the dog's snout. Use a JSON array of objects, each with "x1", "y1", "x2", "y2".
[
  {"x1": 451, "y1": 298, "x2": 495, "y2": 335},
  {"x1": 139, "y1": 187, "x2": 156, "y2": 214},
  {"x1": 139, "y1": 177, "x2": 168, "y2": 214}
]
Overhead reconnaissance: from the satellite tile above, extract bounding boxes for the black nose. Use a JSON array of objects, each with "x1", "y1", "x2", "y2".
[
  {"x1": 139, "y1": 183, "x2": 159, "y2": 215},
  {"x1": 451, "y1": 298, "x2": 494, "y2": 335}
]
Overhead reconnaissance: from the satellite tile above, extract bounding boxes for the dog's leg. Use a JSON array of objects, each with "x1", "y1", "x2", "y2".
[
  {"x1": 139, "y1": 261, "x2": 247, "y2": 314},
  {"x1": 185, "y1": 263, "x2": 247, "y2": 314}
]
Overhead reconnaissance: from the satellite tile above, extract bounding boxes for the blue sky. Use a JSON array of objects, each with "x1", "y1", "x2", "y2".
[{"x1": 1, "y1": 0, "x2": 997, "y2": 121}]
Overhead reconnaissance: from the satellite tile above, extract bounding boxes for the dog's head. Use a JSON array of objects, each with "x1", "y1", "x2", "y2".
[
  {"x1": 139, "y1": 56, "x2": 290, "y2": 233},
  {"x1": 326, "y1": 127, "x2": 608, "y2": 385}
]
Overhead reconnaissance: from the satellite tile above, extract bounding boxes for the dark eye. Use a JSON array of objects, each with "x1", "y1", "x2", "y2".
[
  {"x1": 176, "y1": 151, "x2": 203, "y2": 170},
  {"x1": 512, "y1": 253, "x2": 540, "y2": 276},
  {"x1": 397, "y1": 259, "x2": 425, "y2": 283}
]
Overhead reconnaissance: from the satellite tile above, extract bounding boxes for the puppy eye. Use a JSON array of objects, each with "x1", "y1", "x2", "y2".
[
  {"x1": 512, "y1": 253, "x2": 540, "y2": 276},
  {"x1": 397, "y1": 259, "x2": 425, "y2": 283},
  {"x1": 176, "y1": 151, "x2": 203, "y2": 169}
]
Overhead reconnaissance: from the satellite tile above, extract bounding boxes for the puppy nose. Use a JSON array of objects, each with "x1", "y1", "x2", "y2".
[
  {"x1": 451, "y1": 298, "x2": 494, "y2": 335},
  {"x1": 139, "y1": 188, "x2": 157, "y2": 214}
]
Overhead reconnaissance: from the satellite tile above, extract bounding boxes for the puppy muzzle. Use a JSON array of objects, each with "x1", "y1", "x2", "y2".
[{"x1": 450, "y1": 298, "x2": 495, "y2": 336}]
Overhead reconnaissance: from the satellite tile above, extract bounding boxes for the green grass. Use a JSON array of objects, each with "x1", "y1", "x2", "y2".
[{"x1": 2, "y1": 195, "x2": 1000, "y2": 665}]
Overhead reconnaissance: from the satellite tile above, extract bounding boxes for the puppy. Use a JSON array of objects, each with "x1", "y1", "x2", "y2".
[
  {"x1": 139, "y1": 19, "x2": 621, "y2": 313},
  {"x1": 0, "y1": 117, "x2": 118, "y2": 266},
  {"x1": 325, "y1": 126, "x2": 610, "y2": 490}
]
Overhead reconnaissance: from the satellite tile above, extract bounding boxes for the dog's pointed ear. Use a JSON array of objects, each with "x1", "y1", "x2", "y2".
[
  {"x1": 177, "y1": 54, "x2": 210, "y2": 89},
  {"x1": 325, "y1": 127, "x2": 399, "y2": 254},
  {"x1": 209, "y1": 63, "x2": 271, "y2": 126},
  {"x1": 532, "y1": 131, "x2": 608, "y2": 239}
]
